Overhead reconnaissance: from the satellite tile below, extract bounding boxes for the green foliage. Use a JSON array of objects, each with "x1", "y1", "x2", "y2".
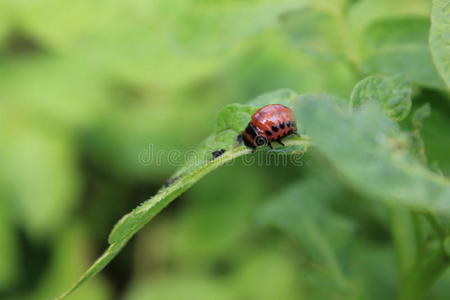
[
  {"x1": 430, "y1": 0, "x2": 450, "y2": 89},
  {"x1": 55, "y1": 238, "x2": 129, "y2": 300},
  {"x1": 280, "y1": 0, "x2": 447, "y2": 91},
  {"x1": 351, "y1": 74, "x2": 412, "y2": 121},
  {"x1": 58, "y1": 85, "x2": 450, "y2": 298},
  {"x1": 281, "y1": 7, "x2": 346, "y2": 60},
  {"x1": 55, "y1": 89, "x2": 311, "y2": 299},
  {"x1": 0, "y1": 193, "x2": 18, "y2": 289},
  {"x1": 29, "y1": 225, "x2": 111, "y2": 300},
  {"x1": 0, "y1": 109, "x2": 80, "y2": 238},
  {"x1": 297, "y1": 95, "x2": 450, "y2": 213},
  {"x1": 412, "y1": 103, "x2": 431, "y2": 129},
  {"x1": 259, "y1": 178, "x2": 355, "y2": 297},
  {"x1": 364, "y1": 17, "x2": 430, "y2": 48},
  {"x1": 1, "y1": 1, "x2": 450, "y2": 300},
  {"x1": 362, "y1": 16, "x2": 446, "y2": 90},
  {"x1": 124, "y1": 250, "x2": 300, "y2": 300},
  {"x1": 280, "y1": 1, "x2": 360, "y2": 70}
]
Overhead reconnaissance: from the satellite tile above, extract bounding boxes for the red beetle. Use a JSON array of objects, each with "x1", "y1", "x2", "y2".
[{"x1": 238, "y1": 104, "x2": 298, "y2": 150}]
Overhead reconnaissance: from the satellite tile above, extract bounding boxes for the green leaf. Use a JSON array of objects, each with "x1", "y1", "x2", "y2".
[
  {"x1": 258, "y1": 178, "x2": 355, "y2": 291},
  {"x1": 350, "y1": 74, "x2": 412, "y2": 121},
  {"x1": 54, "y1": 90, "x2": 311, "y2": 299},
  {"x1": 170, "y1": 166, "x2": 268, "y2": 264},
  {"x1": 420, "y1": 101, "x2": 450, "y2": 175},
  {"x1": 349, "y1": 243, "x2": 397, "y2": 299},
  {"x1": 280, "y1": 6, "x2": 346, "y2": 60},
  {"x1": 214, "y1": 103, "x2": 258, "y2": 133},
  {"x1": 54, "y1": 145, "x2": 252, "y2": 300},
  {"x1": 430, "y1": 0, "x2": 450, "y2": 89},
  {"x1": 348, "y1": 0, "x2": 431, "y2": 33},
  {"x1": 363, "y1": 48, "x2": 446, "y2": 90},
  {"x1": 294, "y1": 95, "x2": 450, "y2": 214},
  {"x1": 412, "y1": 103, "x2": 431, "y2": 129},
  {"x1": 364, "y1": 17, "x2": 430, "y2": 49},
  {"x1": 363, "y1": 16, "x2": 446, "y2": 90},
  {"x1": 280, "y1": 1, "x2": 363, "y2": 73},
  {"x1": 107, "y1": 147, "x2": 252, "y2": 245},
  {"x1": 54, "y1": 237, "x2": 129, "y2": 300}
]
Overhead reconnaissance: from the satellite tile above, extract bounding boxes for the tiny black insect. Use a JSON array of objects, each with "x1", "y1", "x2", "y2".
[{"x1": 211, "y1": 149, "x2": 226, "y2": 159}]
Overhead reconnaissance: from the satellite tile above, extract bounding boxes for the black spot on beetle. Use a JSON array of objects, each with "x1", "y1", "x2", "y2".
[
  {"x1": 245, "y1": 124, "x2": 258, "y2": 138},
  {"x1": 265, "y1": 130, "x2": 272, "y2": 136},
  {"x1": 279, "y1": 122, "x2": 285, "y2": 129},
  {"x1": 286, "y1": 121, "x2": 291, "y2": 127},
  {"x1": 211, "y1": 149, "x2": 226, "y2": 159},
  {"x1": 272, "y1": 125, "x2": 279, "y2": 132}
]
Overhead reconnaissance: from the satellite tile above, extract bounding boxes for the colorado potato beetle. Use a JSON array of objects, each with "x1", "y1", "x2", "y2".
[{"x1": 238, "y1": 104, "x2": 298, "y2": 150}]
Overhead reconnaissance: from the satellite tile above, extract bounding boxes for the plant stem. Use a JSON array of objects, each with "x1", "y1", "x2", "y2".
[
  {"x1": 390, "y1": 208, "x2": 416, "y2": 280},
  {"x1": 412, "y1": 213, "x2": 425, "y2": 258},
  {"x1": 424, "y1": 213, "x2": 447, "y2": 240},
  {"x1": 399, "y1": 242, "x2": 449, "y2": 300},
  {"x1": 391, "y1": 208, "x2": 450, "y2": 300}
]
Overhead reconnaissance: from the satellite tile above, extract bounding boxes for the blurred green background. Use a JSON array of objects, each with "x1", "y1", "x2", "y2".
[{"x1": 0, "y1": 0, "x2": 449, "y2": 299}]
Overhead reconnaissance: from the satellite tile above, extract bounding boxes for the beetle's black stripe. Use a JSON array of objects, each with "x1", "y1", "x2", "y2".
[
  {"x1": 245, "y1": 123, "x2": 257, "y2": 138},
  {"x1": 242, "y1": 133, "x2": 256, "y2": 149}
]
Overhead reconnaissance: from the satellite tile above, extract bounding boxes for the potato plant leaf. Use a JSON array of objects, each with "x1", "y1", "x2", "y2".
[
  {"x1": 430, "y1": 0, "x2": 450, "y2": 89},
  {"x1": 350, "y1": 74, "x2": 412, "y2": 121},
  {"x1": 55, "y1": 88, "x2": 449, "y2": 299},
  {"x1": 363, "y1": 16, "x2": 446, "y2": 90},
  {"x1": 54, "y1": 90, "x2": 311, "y2": 299},
  {"x1": 258, "y1": 177, "x2": 355, "y2": 292},
  {"x1": 294, "y1": 95, "x2": 450, "y2": 214}
]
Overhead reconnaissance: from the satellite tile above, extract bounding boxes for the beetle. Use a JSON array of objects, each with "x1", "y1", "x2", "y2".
[{"x1": 238, "y1": 104, "x2": 297, "y2": 150}]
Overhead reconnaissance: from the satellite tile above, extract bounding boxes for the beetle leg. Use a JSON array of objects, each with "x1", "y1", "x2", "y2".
[
  {"x1": 276, "y1": 139, "x2": 285, "y2": 146},
  {"x1": 268, "y1": 141, "x2": 273, "y2": 149}
]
